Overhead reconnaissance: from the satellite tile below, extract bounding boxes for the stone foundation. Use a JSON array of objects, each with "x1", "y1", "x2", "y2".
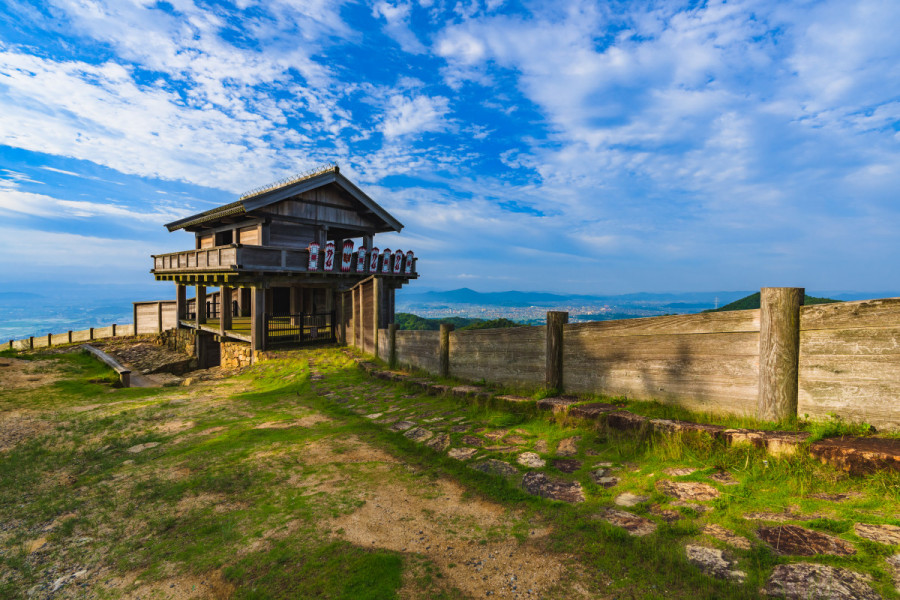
[
  {"x1": 157, "y1": 328, "x2": 196, "y2": 357},
  {"x1": 221, "y1": 341, "x2": 254, "y2": 368}
]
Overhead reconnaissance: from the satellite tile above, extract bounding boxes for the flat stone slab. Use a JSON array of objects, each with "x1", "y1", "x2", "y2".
[
  {"x1": 569, "y1": 402, "x2": 618, "y2": 419},
  {"x1": 702, "y1": 524, "x2": 752, "y2": 550},
  {"x1": 854, "y1": 523, "x2": 900, "y2": 546},
  {"x1": 482, "y1": 430, "x2": 507, "y2": 441},
  {"x1": 364, "y1": 413, "x2": 383, "y2": 419},
  {"x1": 592, "y1": 475, "x2": 619, "y2": 488},
  {"x1": 495, "y1": 394, "x2": 533, "y2": 403},
  {"x1": 427, "y1": 384, "x2": 452, "y2": 395},
  {"x1": 887, "y1": 555, "x2": 900, "y2": 593},
  {"x1": 449, "y1": 424, "x2": 469, "y2": 433},
  {"x1": 516, "y1": 452, "x2": 545, "y2": 468},
  {"x1": 672, "y1": 501, "x2": 712, "y2": 513},
  {"x1": 743, "y1": 510, "x2": 823, "y2": 523},
  {"x1": 649, "y1": 505, "x2": 681, "y2": 523},
  {"x1": 597, "y1": 509, "x2": 656, "y2": 536},
  {"x1": 810, "y1": 437, "x2": 900, "y2": 475},
  {"x1": 553, "y1": 459, "x2": 581, "y2": 473},
  {"x1": 536, "y1": 396, "x2": 581, "y2": 413},
  {"x1": 649, "y1": 418, "x2": 725, "y2": 437},
  {"x1": 425, "y1": 433, "x2": 450, "y2": 452},
  {"x1": 484, "y1": 445, "x2": 517, "y2": 452},
  {"x1": 373, "y1": 417, "x2": 399, "y2": 425},
  {"x1": 447, "y1": 447, "x2": 478, "y2": 461},
  {"x1": 656, "y1": 480, "x2": 719, "y2": 501},
  {"x1": 404, "y1": 427, "x2": 434, "y2": 443},
  {"x1": 808, "y1": 492, "x2": 861, "y2": 502},
  {"x1": 614, "y1": 492, "x2": 648, "y2": 507},
  {"x1": 556, "y1": 436, "x2": 580, "y2": 457},
  {"x1": 707, "y1": 470, "x2": 739, "y2": 486},
  {"x1": 757, "y1": 525, "x2": 856, "y2": 556},
  {"x1": 722, "y1": 429, "x2": 810, "y2": 457},
  {"x1": 452, "y1": 385, "x2": 485, "y2": 397},
  {"x1": 606, "y1": 411, "x2": 649, "y2": 431},
  {"x1": 522, "y1": 472, "x2": 585, "y2": 503},
  {"x1": 389, "y1": 421, "x2": 416, "y2": 432},
  {"x1": 685, "y1": 545, "x2": 746, "y2": 582},
  {"x1": 471, "y1": 459, "x2": 518, "y2": 478},
  {"x1": 461, "y1": 435, "x2": 484, "y2": 447},
  {"x1": 534, "y1": 440, "x2": 548, "y2": 453},
  {"x1": 664, "y1": 467, "x2": 697, "y2": 476},
  {"x1": 503, "y1": 435, "x2": 528, "y2": 445},
  {"x1": 763, "y1": 563, "x2": 880, "y2": 599}
]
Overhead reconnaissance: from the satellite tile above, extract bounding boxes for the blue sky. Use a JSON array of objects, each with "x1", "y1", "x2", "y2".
[{"x1": 1, "y1": 0, "x2": 899, "y2": 295}]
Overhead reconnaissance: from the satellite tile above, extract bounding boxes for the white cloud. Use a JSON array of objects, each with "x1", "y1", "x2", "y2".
[{"x1": 379, "y1": 94, "x2": 450, "y2": 139}]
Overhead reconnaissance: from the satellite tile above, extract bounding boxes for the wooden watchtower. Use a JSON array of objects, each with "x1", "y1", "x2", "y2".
[{"x1": 150, "y1": 164, "x2": 417, "y2": 365}]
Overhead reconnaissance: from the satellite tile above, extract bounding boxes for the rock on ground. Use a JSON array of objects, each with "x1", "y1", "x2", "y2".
[
  {"x1": 404, "y1": 427, "x2": 434, "y2": 443},
  {"x1": 516, "y1": 452, "x2": 546, "y2": 468},
  {"x1": 757, "y1": 525, "x2": 856, "y2": 556},
  {"x1": 702, "y1": 524, "x2": 752, "y2": 550},
  {"x1": 555, "y1": 436, "x2": 580, "y2": 456},
  {"x1": 389, "y1": 420, "x2": 416, "y2": 432},
  {"x1": 522, "y1": 472, "x2": 585, "y2": 503},
  {"x1": 425, "y1": 433, "x2": 450, "y2": 452},
  {"x1": 596, "y1": 509, "x2": 656, "y2": 537},
  {"x1": 553, "y1": 459, "x2": 581, "y2": 473},
  {"x1": 684, "y1": 545, "x2": 746, "y2": 582},
  {"x1": 762, "y1": 563, "x2": 881, "y2": 599},
  {"x1": 656, "y1": 479, "x2": 719, "y2": 501},
  {"x1": 470, "y1": 459, "x2": 518, "y2": 478},
  {"x1": 614, "y1": 493, "x2": 648, "y2": 507},
  {"x1": 887, "y1": 555, "x2": 900, "y2": 593},
  {"x1": 664, "y1": 467, "x2": 697, "y2": 476},
  {"x1": 447, "y1": 447, "x2": 478, "y2": 461},
  {"x1": 854, "y1": 523, "x2": 900, "y2": 546}
]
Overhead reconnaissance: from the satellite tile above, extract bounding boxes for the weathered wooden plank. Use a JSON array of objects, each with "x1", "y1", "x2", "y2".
[
  {"x1": 563, "y1": 309, "x2": 760, "y2": 338},
  {"x1": 377, "y1": 329, "x2": 390, "y2": 362},
  {"x1": 800, "y1": 354, "x2": 900, "y2": 381},
  {"x1": 799, "y1": 381, "x2": 899, "y2": 430},
  {"x1": 758, "y1": 287, "x2": 803, "y2": 422},
  {"x1": 563, "y1": 331, "x2": 760, "y2": 359},
  {"x1": 800, "y1": 327, "x2": 900, "y2": 356},
  {"x1": 395, "y1": 330, "x2": 440, "y2": 372},
  {"x1": 800, "y1": 297, "x2": 900, "y2": 331},
  {"x1": 82, "y1": 344, "x2": 131, "y2": 387}
]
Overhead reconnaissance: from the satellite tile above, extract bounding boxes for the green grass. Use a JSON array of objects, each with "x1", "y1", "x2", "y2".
[{"x1": 1, "y1": 345, "x2": 897, "y2": 599}]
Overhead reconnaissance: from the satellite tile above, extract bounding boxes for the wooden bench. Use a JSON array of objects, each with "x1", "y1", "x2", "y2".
[{"x1": 81, "y1": 344, "x2": 132, "y2": 387}]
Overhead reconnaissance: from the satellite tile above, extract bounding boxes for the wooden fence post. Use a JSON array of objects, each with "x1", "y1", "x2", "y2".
[
  {"x1": 133, "y1": 303, "x2": 139, "y2": 335},
  {"x1": 546, "y1": 311, "x2": 568, "y2": 391},
  {"x1": 67, "y1": 331, "x2": 73, "y2": 344},
  {"x1": 157, "y1": 301, "x2": 164, "y2": 333},
  {"x1": 388, "y1": 323, "x2": 398, "y2": 368},
  {"x1": 372, "y1": 278, "x2": 382, "y2": 357},
  {"x1": 8, "y1": 340, "x2": 12, "y2": 350},
  {"x1": 46, "y1": 333, "x2": 52, "y2": 347},
  {"x1": 112, "y1": 324, "x2": 117, "y2": 337},
  {"x1": 439, "y1": 323, "x2": 453, "y2": 378},
  {"x1": 757, "y1": 287, "x2": 804, "y2": 422},
  {"x1": 89, "y1": 328, "x2": 94, "y2": 341},
  {"x1": 29, "y1": 337, "x2": 34, "y2": 350}
]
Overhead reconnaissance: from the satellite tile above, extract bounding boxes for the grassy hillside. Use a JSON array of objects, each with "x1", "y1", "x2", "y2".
[
  {"x1": 705, "y1": 292, "x2": 840, "y2": 312},
  {"x1": 394, "y1": 312, "x2": 522, "y2": 331}
]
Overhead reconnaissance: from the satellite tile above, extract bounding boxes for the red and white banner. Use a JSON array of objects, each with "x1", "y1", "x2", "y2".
[
  {"x1": 341, "y1": 240, "x2": 354, "y2": 272},
  {"x1": 392, "y1": 249, "x2": 403, "y2": 274},
  {"x1": 323, "y1": 241, "x2": 335, "y2": 271},
  {"x1": 356, "y1": 247, "x2": 367, "y2": 273},
  {"x1": 381, "y1": 248, "x2": 392, "y2": 273},
  {"x1": 404, "y1": 251, "x2": 414, "y2": 274},
  {"x1": 308, "y1": 242, "x2": 320, "y2": 271},
  {"x1": 369, "y1": 247, "x2": 380, "y2": 272}
]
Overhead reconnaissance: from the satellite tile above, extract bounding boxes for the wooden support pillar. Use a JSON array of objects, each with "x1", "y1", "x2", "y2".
[
  {"x1": 757, "y1": 287, "x2": 803, "y2": 423},
  {"x1": 388, "y1": 323, "x2": 398, "y2": 368},
  {"x1": 372, "y1": 277, "x2": 382, "y2": 356},
  {"x1": 196, "y1": 285, "x2": 207, "y2": 326},
  {"x1": 336, "y1": 291, "x2": 345, "y2": 345},
  {"x1": 354, "y1": 286, "x2": 361, "y2": 348},
  {"x1": 157, "y1": 301, "x2": 164, "y2": 333},
  {"x1": 220, "y1": 286, "x2": 232, "y2": 335},
  {"x1": 251, "y1": 287, "x2": 265, "y2": 351},
  {"x1": 439, "y1": 323, "x2": 453, "y2": 378},
  {"x1": 546, "y1": 311, "x2": 568, "y2": 391},
  {"x1": 176, "y1": 284, "x2": 186, "y2": 322}
]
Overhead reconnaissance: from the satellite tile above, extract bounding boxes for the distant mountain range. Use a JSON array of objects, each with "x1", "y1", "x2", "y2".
[{"x1": 397, "y1": 287, "x2": 900, "y2": 309}]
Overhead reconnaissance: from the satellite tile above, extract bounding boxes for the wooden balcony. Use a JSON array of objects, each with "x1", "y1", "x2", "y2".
[{"x1": 151, "y1": 244, "x2": 418, "y2": 284}]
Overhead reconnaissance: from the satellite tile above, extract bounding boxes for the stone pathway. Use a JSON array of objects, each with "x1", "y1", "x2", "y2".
[{"x1": 312, "y1": 352, "x2": 900, "y2": 598}]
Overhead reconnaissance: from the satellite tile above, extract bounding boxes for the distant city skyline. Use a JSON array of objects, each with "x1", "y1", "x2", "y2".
[{"x1": 2, "y1": 1, "x2": 899, "y2": 294}]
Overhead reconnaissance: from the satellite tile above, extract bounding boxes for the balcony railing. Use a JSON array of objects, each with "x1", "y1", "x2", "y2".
[{"x1": 151, "y1": 244, "x2": 417, "y2": 277}]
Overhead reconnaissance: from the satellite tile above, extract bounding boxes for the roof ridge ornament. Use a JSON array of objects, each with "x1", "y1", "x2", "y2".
[{"x1": 239, "y1": 162, "x2": 339, "y2": 201}]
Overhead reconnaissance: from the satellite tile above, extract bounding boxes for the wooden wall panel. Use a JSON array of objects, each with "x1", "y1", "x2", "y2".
[
  {"x1": 448, "y1": 326, "x2": 545, "y2": 386},
  {"x1": 135, "y1": 304, "x2": 159, "y2": 334},
  {"x1": 377, "y1": 329, "x2": 390, "y2": 363},
  {"x1": 798, "y1": 298, "x2": 900, "y2": 429},
  {"x1": 362, "y1": 282, "x2": 374, "y2": 354},
  {"x1": 269, "y1": 221, "x2": 315, "y2": 248},
  {"x1": 198, "y1": 234, "x2": 214, "y2": 249},
  {"x1": 238, "y1": 225, "x2": 260, "y2": 246},
  {"x1": 161, "y1": 303, "x2": 178, "y2": 330},
  {"x1": 395, "y1": 330, "x2": 440, "y2": 373},
  {"x1": 563, "y1": 323, "x2": 760, "y2": 417}
]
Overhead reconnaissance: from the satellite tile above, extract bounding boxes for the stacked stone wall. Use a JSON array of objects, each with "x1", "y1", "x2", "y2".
[
  {"x1": 157, "y1": 328, "x2": 196, "y2": 357},
  {"x1": 221, "y1": 341, "x2": 254, "y2": 368}
]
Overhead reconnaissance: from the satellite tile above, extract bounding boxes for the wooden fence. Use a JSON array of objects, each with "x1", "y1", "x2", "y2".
[
  {"x1": 360, "y1": 288, "x2": 899, "y2": 431},
  {"x1": 7, "y1": 324, "x2": 136, "y2": 351}
]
